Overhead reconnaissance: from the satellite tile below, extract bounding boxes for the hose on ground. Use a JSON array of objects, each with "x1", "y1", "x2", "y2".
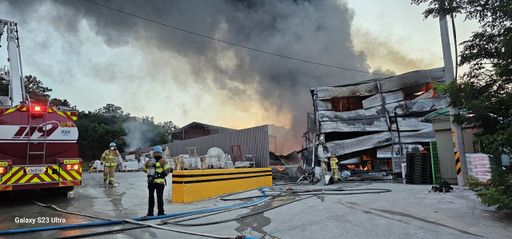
[
  {"x1": 0, "y1": 187, "x2": 270, "y2": 238},
  {"x1": 28, "y1": 199, "x2": 115, "y2": 221},
  {"x1": 162, "y1": 187, "x2": 391, "y2": 226}
]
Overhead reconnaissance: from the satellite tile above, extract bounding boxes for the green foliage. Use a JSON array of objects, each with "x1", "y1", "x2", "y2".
[
  {"x1": 75, "y1": 110, "x2": 128, "y2": 163},
  {"x1": 467, "y1": 158, "x2": 512, "y2": 211},
  {"x1": 24, "y1": 75, "x2": 74, "y2": 106},
  {"x1": 95, "y1": 103, "x2": 126, "y2": 116},
  {"x1": 2, "y1": 74, "x2": 74, "y2": 106},
  {"x1": 25, "y1": 75, "x2": 52, "y2": 102},
  {"x1": 76, "y1": 104, "x2": 175, "y2": 163},
  {"x1": 411, "y1": 0, "x2": 463, "y2": 19},
  {"x1": 414, "y1": 0, "x2": 512, "y2": 211},
  {"x1": 50, "y1": 98, "x2": 71, "y2": 107},
  {"x1": 158, "y1": 120, "x2": 179, "y2": 135}
]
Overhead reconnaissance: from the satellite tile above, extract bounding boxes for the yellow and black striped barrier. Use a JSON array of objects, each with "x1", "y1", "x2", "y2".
[
  {"x1": 172, "y1": 168, "x2": 272, "y2": 203},
  {"x1": 454, "y1": 151, "x2": 462, "y2": 175}
]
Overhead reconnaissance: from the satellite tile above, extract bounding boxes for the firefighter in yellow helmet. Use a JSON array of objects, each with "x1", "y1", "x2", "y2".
[
  {"x1": 143, "y1": 145, "x2": 171, "y2": 216},
  {"x1": 330, "y1": 154, "x2": 339, "y2": 182},
  {"x1": 100, "y1": 142, "x2": 121, "y2": 185}
]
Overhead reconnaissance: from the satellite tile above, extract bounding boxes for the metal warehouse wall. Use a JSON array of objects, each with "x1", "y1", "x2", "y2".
[{"x1": 163, "y1": 125, "x2": 270, "y2": 168}]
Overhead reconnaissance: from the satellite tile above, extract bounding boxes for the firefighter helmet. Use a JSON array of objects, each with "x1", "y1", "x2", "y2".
[
  {"x1": 109, "y1": 142, "x2": 116, "y2": 147},
  {"x1": 153, "y1": 145, "x2": 163, "y2": 152}
]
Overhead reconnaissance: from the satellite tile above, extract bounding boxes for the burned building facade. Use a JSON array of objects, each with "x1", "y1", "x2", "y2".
[{"x1": 308, "y1": 68, "x2": 448, "y2": 174}]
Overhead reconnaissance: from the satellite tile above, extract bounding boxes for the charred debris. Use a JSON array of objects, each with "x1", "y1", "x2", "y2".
[{"x1": 303, "y1": 68, "x2": 448, "y2": 181}]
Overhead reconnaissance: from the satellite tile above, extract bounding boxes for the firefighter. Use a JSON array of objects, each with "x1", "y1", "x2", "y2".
[
  {"x1": 100, "y1": 142, "x2": 121, "y2": 185},
  {"x1": 143, "y1": 145, "x2": 171, "y2": 216},
  {"x1": 330, "y1": 154, "x2": 339, "y2": 182}
]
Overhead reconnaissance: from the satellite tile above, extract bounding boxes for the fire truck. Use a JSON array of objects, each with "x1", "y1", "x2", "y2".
[{"x1": 0, "y1": 19, "x2": 82, "y2": 195}]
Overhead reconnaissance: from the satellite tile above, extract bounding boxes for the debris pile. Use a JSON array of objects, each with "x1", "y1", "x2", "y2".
[{"x1": 269, "y1": 151, "x2": 304, "y2": 181}]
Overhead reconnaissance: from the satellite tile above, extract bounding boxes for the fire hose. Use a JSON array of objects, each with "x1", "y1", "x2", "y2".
[
  {"x1": 0, "y1": 187, "x2": 270, "y2": 239},
  {"x1": 0, "y1": 186, "x2": 391, "y2": 238}
]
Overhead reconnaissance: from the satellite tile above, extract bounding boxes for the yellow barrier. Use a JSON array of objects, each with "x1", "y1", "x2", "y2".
[{"x1": 172, "y1": 168, "x2": 272, "y2": 203}]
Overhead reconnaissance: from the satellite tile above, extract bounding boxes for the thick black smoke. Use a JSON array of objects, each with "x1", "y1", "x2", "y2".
[{"x1": 6, "y1": 0, "x2": 374, "y2": 153}]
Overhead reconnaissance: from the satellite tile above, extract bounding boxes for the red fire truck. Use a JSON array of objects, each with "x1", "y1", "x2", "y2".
[{"x1": 0, "y1": 19, "x2": 82, "y2": 195}]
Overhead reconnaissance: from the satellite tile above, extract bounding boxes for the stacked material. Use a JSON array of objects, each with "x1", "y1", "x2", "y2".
[
  {"x1": 467, "y1": 153, "x2": 491, "y2": 182},
  {"x1": 122, "y1": 155, "x2": 139, "y2": 171},
  {"x1": 94, "y1": 160, "x2": 104, "y2": 171},
  {"x1": 171, "y1": 148, "x2": 235, "y2": 170},
  {"x1": 205, "y1": 147, "x2": 228, "y2": 169},
  {"x1": 405, "y1": 153, "x2": 432, "y2": 184},
  {"x1": 122, "y1": 161, "x2": 139, "y2": 171}
]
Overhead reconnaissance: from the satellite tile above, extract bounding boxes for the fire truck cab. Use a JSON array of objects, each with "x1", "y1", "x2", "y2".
[{"x1": 0, "y1": 19, "x2": 82, "y2": 195}]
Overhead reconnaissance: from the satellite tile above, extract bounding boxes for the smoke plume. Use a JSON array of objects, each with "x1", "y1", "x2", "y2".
[
  {"x1": 122, "y1": 120, "x2": 155, "y2": 152},
  {"x1": 4, "y1": 0, "x2": 379, "y2": 153}
]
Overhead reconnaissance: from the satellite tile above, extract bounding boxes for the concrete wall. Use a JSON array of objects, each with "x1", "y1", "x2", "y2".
[
  {"x1": 463, "y1": 128, "x2": 480, "y2": 153},
  {"x1": 433, "y1": 119, "x2": 479, "y2": 184},
  {"x1": 434, "y1": 128, "x2": 458, "y2": 184}
]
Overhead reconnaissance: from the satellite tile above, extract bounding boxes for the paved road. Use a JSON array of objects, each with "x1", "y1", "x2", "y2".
[{"x1": 1, "y1": 172, "x2": 511, "y2": 239}]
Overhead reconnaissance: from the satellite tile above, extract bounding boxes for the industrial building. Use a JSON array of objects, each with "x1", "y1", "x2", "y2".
[
  {"x1": 163, "y1": 122, "x2": 287, "y2": 168},
  {"x1": 307, "y1": 68, "x2": 449, "y2": 177}
]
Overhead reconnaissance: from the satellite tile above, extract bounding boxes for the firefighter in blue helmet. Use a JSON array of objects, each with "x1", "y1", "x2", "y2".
[{"x1": 143, "y1": 145, "x2": 171, "y2": 216}]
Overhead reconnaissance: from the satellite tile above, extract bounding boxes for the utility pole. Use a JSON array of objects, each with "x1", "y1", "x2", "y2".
[{"x1": 439, "y1": 16, "x2": 468, "y2": 186}]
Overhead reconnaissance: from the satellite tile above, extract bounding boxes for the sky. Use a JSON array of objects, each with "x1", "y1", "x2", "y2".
[{"x1": 0, "y1": 0, "x2": 480, "y2": 153}]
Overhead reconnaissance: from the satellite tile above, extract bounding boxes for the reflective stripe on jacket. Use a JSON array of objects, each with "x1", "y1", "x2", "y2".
[
  {"x1": 144, "y1": 158, "x2": 171, "y2": 184},
  {"x1": 330, "y1": 157, "x2": 338, "y2": 169},
  {"x1": 101, "y1": 149, "x2": 120, "y2": 166}
]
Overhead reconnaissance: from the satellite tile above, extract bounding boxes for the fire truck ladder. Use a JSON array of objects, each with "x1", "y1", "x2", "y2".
[{"x1": 26, "y1": 101, "x2": 49, "y2": 165}]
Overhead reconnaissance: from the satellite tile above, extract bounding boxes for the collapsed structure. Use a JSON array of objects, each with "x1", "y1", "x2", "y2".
[{"x1": 306, "y1": 68, "x2": 448, "y2": 175}]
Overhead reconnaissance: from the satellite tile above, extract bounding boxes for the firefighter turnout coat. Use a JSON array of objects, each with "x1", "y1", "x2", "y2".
[
  {"x1": 143, "y1": 158, "x2": 171, "y2": 184},
  {"x1": 101, "y1": 149, "x2": 121, "y2": 167}
]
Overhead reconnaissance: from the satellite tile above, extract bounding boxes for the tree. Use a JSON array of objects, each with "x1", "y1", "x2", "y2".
[
  {"x1": 96, "y1": 103, "x2": 126, "y2": 116},
  {"x1": 24, "y1": 75, "x2": 52, "y2": 102},
  {"x1": 76, "y1": 103, "x2": 171, "y2": 162},
  {"x1": 1, "y1": 74, "x2": 74, "y2": 106},
  {"x1": 159, "y1": 121, "x2": 179, "y2": 135},
  {"x1": 75, "y1": 109, "x2": 127, "y2": 163},
  {"x1": 413, "y1": 0, "x2": 512, "y2": 211},
  {"x1": 50, "y1": 98, "x2": 71, "y2": 107},
  {"x1": 24, "y1": 75, "x2": 74, "y2": 106}
]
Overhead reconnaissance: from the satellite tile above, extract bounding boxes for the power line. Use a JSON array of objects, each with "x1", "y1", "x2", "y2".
[{"x1": 83, "y1": 0, "x2": 387, "y2": 76}]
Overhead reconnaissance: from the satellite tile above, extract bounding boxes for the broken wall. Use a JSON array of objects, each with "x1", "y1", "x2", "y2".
[{"x1": 311, "y1": 68, "x2": 448, "y2": 172}]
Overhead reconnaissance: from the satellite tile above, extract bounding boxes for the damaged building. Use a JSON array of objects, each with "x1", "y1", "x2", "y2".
[{"x1": 307, "y1": 68, "x2": 449, "y2": 177}]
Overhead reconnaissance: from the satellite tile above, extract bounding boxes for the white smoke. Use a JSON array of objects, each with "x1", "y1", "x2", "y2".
[{"x1": 122, "y1": 120, "x2": 154, "y2": 152}]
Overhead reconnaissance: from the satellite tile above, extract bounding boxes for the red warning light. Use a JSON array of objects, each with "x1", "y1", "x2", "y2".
[
  {"x1": 30, "y1": 104, "x2": 47, "y2": 114},
  {"x1": 65, "y1": 164, "x2": 79, "y2": 171}
]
